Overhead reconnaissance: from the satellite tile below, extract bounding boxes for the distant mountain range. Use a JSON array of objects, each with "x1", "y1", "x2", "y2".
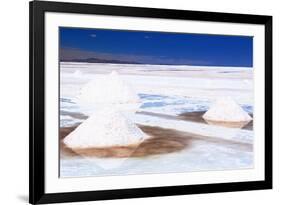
[{"x1": 62, "y1": 57, "x2": 142, "y2": 64}]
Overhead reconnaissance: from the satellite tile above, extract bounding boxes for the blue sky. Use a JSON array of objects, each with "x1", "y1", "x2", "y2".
[{"x1": 60, "y1": 27, "x2": 253, "y2": 67}]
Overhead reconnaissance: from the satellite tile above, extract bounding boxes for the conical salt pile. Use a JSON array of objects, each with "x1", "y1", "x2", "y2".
[
  {"x1": 64, "y1": 71, "x2": 148, "y2": 149},
  {"x1": 77, "y1": 71, "x2": 139, "y2": 105},
  {"x1": 73, "y1": 70, "x2": 83, "y2": 77},
  {"x1": 203, "y1": 97, "x2": 252, "y2": 122},
  {"x1": 63, "y1": 107, "x2": 148, "y2": 148}
]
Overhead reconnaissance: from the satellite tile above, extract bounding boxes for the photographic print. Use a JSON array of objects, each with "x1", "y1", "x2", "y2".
[
  {"x1": 59, "y1": 27, "x2": 254, "y2": 178},
  {"x1": 30, "y1": 1, "x2": 272, "y2": 203}
]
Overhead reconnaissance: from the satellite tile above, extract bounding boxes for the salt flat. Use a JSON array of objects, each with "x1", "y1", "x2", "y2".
[{"x1": 59, "y1": 62, "x2": 254, "y2": 178}]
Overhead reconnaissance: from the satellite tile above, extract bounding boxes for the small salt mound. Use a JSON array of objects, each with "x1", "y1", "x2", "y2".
[
  {"x1": 77, "y1": 71, "x2": 139, "y2": 105},
  {"x1": 203, "y1": 97, "x2": 252, "y2": 122},
  {"x1": 73, "y1": 70, "x2": 82, "y2": 77},
  {"x1": 63, "y1": 107, "x2": 148, "y2": 148}
]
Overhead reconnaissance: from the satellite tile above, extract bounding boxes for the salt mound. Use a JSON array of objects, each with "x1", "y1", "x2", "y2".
[
  {"x1": 63, "y1": 107, "x2": 148, "y2": 148},
  {"x1": 203, "y1": 97, "x2": 252, "y2": 122},
  {"x1": 77, "y1": 71, "x2": 139, "y2": 105},
  {"x1": 73, "y1": 70, "x2": 83, "y2": 77},
  {"x1": 65, "y1": 71, "x2": 148, "y2": 148}
]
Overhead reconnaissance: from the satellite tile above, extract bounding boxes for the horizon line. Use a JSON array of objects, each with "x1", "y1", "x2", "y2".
[{"x1": 60, "y1": 61, "x2": 253, "y2": 68}]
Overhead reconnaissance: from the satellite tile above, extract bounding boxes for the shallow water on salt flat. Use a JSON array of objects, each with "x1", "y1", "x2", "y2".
[
  {"x1": 59, "y1": 63, "x2": 254, "y2": 177},
  {"x1": 59, "y1": 95, "x2": 253, "y2": 178},
  {"x1": 60, "y1": 138, "x2": 253, "y2": 178},
  {"x1": 60, "y1": 94, "x2": 253, "y2": 128}
]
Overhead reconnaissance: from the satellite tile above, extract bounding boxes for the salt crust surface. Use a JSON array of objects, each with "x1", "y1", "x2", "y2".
[{"x1": 203, "y1": 97, "x2": 252, "y2": 122}]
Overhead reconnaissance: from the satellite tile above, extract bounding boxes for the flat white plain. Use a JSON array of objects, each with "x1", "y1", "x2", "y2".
[{"x1": 60, "y1": 62, "x2": 254, "y2": 178}]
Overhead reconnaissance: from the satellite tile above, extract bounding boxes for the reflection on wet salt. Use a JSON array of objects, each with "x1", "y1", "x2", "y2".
[
  {"x1": 204, "y1": 119, "x2": 251, "y2": 129},
  {"x1": 60, "y1": 125, "x2": 192, "y2": 171},
  {"x1": 61, "y1": 125, "x2": 190, "y2": 159},
  {"x1": 59, "y1": 63, "x2": 254, "y2": 177}
]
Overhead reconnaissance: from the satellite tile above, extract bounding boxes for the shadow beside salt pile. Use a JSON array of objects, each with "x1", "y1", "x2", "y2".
[
  {"x1": 61, "y1": 71, "x2": 190, "y2": 160},
  {"x1": 60, "y1": 124, "x2": 191, "y2": 158},
  {"x1": 203, "y1": 119, "x2": 250, "y2": 129},
  {"x1": 202, "y1": 97, "x2": 252, "y2": 129}
]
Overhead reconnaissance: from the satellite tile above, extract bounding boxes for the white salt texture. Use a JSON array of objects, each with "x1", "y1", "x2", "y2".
[
  {"x1": 77, "y1": 71, "x2": 140, "y2": 106},
  {"x1": 203, "y1": 97, "x2": 252, "y2": 122},
  {"x1": 72, "y1": 70, "x2": 83, "y2": 78},
  {"x1": 63, "y1": 107, "x2": 148, "y2": 148}
]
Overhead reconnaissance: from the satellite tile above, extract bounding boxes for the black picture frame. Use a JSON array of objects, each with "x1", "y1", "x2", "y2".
[{"x1": 29, "y1": 0, "x2": 272, "y2": 204}]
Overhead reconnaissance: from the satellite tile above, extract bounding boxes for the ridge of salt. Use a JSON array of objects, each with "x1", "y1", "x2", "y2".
[{"x1": 203, "y1": 97, "x2": 252, "y2": 122}]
